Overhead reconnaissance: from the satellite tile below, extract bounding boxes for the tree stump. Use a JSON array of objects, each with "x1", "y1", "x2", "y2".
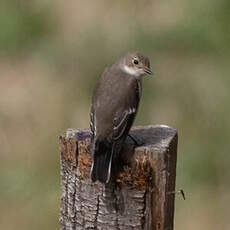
[{"x1": 59, "y1": 125, "x2": 178, "y2": 230}]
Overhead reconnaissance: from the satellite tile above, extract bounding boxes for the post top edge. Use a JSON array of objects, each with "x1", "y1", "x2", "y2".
[{"x1": 65, "y1": 125, "x2": 177, "y2": 147}]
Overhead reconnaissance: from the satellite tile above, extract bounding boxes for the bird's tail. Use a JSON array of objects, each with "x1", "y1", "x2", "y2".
[{"x1": 90, "y1": 140, "x2": 113, "y2": 183}]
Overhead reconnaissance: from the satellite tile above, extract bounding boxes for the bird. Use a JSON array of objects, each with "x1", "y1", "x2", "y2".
[{"x1": 90, "y1": 51, "x2": 152, "y2": 183}]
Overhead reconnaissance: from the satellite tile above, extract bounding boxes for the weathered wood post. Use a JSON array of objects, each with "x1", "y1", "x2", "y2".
[{"x1": 59, "y1": 125, "x2": 178, "y2": 230}]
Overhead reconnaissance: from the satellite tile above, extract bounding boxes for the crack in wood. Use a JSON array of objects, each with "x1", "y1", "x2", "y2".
[
  {"x1": 94, "y1": 195, "x2": 100, "y2": 230},
  {"x1": 141, "y1": 188, "x2": 147, "y2": 230},
  {"x1": 114, "y1": 184, "x2": 121, "y2": 230}
]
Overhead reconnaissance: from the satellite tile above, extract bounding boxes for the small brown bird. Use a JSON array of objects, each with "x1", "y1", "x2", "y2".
[{"x1": 90, "y1": 51, "x2": 152, "y2": 183}]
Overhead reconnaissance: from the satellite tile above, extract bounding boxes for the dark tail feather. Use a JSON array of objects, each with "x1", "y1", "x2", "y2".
[{"x1": 90, "y1": 141, "x2": 113, "y2": 183}]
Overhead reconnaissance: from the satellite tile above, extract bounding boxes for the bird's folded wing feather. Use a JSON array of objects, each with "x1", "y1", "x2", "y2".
[
  {"x1": 90, "y1": 106, "x2": 95, "y2": 137},
  {"x1": 113, "y1": 108, "x2": 136, "y2": 140}
]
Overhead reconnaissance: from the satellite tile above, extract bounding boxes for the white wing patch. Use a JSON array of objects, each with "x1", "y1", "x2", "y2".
[
  {"x1": 129, "y1": 108, "x2": 136, "y2": 114},
  {"x1": 113, "y1": 108, "x2": 136, "y2": 131},
  {"x1": 90, "y1": 109, "x2": 96, "y2": 136}
]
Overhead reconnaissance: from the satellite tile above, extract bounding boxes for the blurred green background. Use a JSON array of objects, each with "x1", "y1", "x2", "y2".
[{"x1": 1, "y1": 0, "x2": 230, "y2": 229}]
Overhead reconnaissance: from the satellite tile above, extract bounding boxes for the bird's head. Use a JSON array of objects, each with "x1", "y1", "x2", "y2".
[{"x1": 120, "y1": 51, "x2": 152, "y2": 77}]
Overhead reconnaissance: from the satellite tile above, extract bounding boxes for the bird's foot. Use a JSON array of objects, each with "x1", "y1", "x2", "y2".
[{"x1": 127, "y1": 134, "x2": 144, "y2": 147}]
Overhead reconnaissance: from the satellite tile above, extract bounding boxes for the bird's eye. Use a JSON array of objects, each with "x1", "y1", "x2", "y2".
[{"x1": 133, "y1": 59, "x2": 139, "y2": 65}]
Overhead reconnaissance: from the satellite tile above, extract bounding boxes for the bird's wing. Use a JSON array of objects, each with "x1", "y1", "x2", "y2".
[
  {"x1": 112, "y1": 78, "x2": 141, "y2": 141},
  {"x1": 113, "y1": 108, "x2": 137, "y2": 140},
  {"x1": 90, "y1": 106, "x2": 96, "y2": 137}
]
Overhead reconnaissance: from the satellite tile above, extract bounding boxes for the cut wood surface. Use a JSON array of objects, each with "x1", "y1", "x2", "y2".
[{"x1": 59, "y1": 125, "x2": 178, "y2": 230}]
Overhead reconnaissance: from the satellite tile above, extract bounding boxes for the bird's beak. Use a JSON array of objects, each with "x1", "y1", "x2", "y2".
[{"x1": 143, "y1": 67, "x2": 153, "y2": 75}]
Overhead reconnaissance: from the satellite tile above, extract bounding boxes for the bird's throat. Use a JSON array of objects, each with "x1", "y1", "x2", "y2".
[{"x1": 123, "y1": 65, "x2": 142, "y2": 77}]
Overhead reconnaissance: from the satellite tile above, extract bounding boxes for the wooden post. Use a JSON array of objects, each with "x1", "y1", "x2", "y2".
[{"x1": 59, "y1": 125, "x2": 178, "y2": 230}]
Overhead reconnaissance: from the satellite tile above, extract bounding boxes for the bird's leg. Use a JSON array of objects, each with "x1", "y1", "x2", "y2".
[{"x1": 127, "y1": 134, "x2": 144, "y2": 147}]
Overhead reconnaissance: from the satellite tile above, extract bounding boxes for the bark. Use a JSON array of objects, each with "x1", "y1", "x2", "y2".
[{"x1": 59, "y1": 125, "x2": 178, "y2": 230}]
